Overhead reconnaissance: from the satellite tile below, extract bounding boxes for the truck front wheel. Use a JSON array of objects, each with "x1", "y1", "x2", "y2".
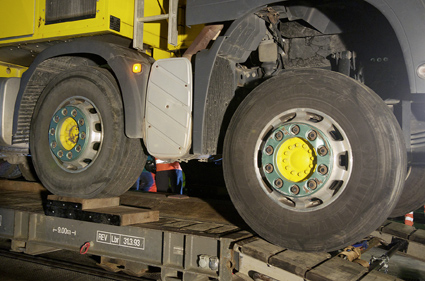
[
  {"x1": 223, "y1": 69, "x2": 406, "y2": 252},
  {"x1": 30, "y1": 66, "x2": 145, "y2": 198}
]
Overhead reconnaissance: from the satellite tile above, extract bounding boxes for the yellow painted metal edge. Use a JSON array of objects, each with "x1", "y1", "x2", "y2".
[{"x1": 0, "y1": 62, "x2": 28, "y2": 78}]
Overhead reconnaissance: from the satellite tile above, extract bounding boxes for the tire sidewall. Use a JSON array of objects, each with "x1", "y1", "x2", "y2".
[
  {"x1": 224, "y1": 69, "x2": 406, "y2": 251},
  {"x1": 391, "y1": 166, "x2": 425, "y2": 217}
]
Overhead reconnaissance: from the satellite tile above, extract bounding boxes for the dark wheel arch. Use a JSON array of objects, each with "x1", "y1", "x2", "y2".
[{"x1": 14, "y1": 40, "x2": 153, "y2": 144}]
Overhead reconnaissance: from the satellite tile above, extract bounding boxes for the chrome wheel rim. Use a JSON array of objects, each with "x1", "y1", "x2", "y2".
[
  {"x1": 255, "y1": 108, "x2": 353, "y2": 211},
  {"x1": 48, "y1": 96, "x2": 103, "y2": 173}
]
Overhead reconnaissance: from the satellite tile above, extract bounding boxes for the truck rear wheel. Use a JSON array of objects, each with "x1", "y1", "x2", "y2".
[
  {"x1": 390, "y1": 166, "x2": 425, "y2": 217},
  {"x1": 30, "y1": 66, "x2": 145, "y2": 198},
  {"x1": 223, "y1": 69, "x2": 406, "y2": 252}
]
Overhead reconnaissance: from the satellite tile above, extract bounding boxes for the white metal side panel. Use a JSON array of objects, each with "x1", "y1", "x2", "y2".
[{"x1": 145, "y1": 58, "x2": 192, "y2": 159}]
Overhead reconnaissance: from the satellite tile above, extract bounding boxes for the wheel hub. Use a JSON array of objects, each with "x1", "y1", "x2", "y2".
[
  {"x1": 47, "y1": 97, "x2": 103, "y2": 172},
  {"x1": 49, "y1": 106, "x2": 88, "y2": 162},
  {"x1": 59, "y1": 117, "x2": 79, "y2": 150},
  {"x1": 261, "y1": 123, "x2": 332, "y2": 198},
  {"x1": 276, "y1": 137, "x2": 316, "y2": 182}
]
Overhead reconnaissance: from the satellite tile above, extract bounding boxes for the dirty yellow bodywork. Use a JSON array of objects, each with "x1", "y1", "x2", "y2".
[
  {"x1": 0, "y1": 0, "x2": 134, "y2": 45},
  {"x1": 0, "y1": 63, "x2": 28, "y2": 78},
  {"x1": 0, "y1": 0, "x2": 202, "y2": 64}
]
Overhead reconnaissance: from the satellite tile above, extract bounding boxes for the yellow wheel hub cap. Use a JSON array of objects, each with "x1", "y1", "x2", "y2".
[
  {"x1": 59, "y1": 117, "x2": 79, "y2": 151},
  {"x1": 276, "y1": 137, "x2": 317, "y2": 182}
]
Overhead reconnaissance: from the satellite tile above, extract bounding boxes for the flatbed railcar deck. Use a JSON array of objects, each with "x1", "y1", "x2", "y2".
[{"x1": 0, "y1": 180, "x2": 424, "y2": 281}]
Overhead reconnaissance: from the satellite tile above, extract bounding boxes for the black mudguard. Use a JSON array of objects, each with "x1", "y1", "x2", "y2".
[{"x1": 13, "y1": 40, "x2": 153, "y2": 140}]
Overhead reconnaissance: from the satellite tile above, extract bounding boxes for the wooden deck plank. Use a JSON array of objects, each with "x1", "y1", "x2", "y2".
[
  {"x1": 0, "y1": 180, "x2": 46, "y2": 192},
  {"x1": 120, "y1": 191, "x2": 245, "y2": 226},
  {"x1": 237, "y1": 237, "x2": 285, "y2": 263},
  {"x1": 306, "y1": 257, "x2": 368, "y2": 281},
  {"x1": 269, "y1": 250, "x2": 331, "y2": 277},
  {"x1": 182, "y1": 222, "x2": 223, "y2": 232},
  {"x1": 0, "y1": 190, "x2": 45, "y2": 212},
  {"x1": 381, "y1": 222, "x2": 416, "y2": 239},
  {"x1": 360, "y1": 271, "x2": 403, "y2": 281},
  {"x1": 206, "y1": 225, "x2": 240, "y2": 234},
  {"x1": 409, "y1": 229, "x2": 425, "y2": 244},
  {"x1": 161, "y1": 221, "x2": 199, "y2": 228}
]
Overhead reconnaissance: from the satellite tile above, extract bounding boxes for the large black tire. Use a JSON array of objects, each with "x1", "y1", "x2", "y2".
[
  {"x1": 30, "y1": 66, "x2": 145, "y2": 198},
  {"x1": 223, "y1": 69, "x2": 406, "y2": 252},
  {"x1": 390, "y1": 166, "x2": 425, "y2": 217}
]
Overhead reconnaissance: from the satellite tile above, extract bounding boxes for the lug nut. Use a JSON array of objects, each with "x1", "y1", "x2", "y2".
[
  {"x1": 78, "y1": 118, "x2": 85, "y2": 126},
  {"x1": 57, "y1": 150, "x2": 63, "y2": 158},
  {"x1": 318, "y1": 164, "x2": 328, "y2": 175},
  {"x1": 274, "y1": 178, "x2": 283, "y2": 188},
  {"x1": 62, "y1": 108, "x2": 68, "y2": 116},
  {"x1": 71, "y1": 109, "x2": 77, "y2": 117},
  {"x1": 265, "y1": 145, "x2": 274, "y2": 155},
  {"x1": 291, "y1": 125, "x2": 300, "y2": 135},
  {"x1": 51, "y1": 141, "x2": 57, "y2": 149},
  {"x1": 308, "y1": 130, "x2": 317, "y2": 141},
  {"x1": 80, "y1": 132, "x2": 86, "y2": 139},
  {"x1": 290, "y1": 185, "x2": 300, "y2": 195},
  {"x1": 318, "y1": 146, "x2": 328, "y2": 156},
  {"x1": 75, "y1": 145, "x2": 82, "y2": 152},
  {"x1": 307, "y1": 179, "x2": 318, "y2": 190},
  {"x1": 50, "y1": 128, "x2": 55, "y2": 135},
  {"x1": 275, "y1": 131, "x2": 283, "y2": 141},
  {"x1": 264, "y1": 164, "x2": 274, "y2": 174},
  {"x1": 67, "y1": 152, "x2": 73, "y2": 159},
  {"x1": 53, "y1": 115, "x2": 60, "y2": 123}
]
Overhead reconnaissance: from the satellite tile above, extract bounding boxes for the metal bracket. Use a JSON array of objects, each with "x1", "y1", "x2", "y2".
[{"x1": 133, "y1": 0, "x2": 179, "y2": 51}]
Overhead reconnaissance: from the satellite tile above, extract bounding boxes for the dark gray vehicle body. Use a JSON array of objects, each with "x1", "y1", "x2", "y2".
[
  {"x1": 185, "y1": 0, "x2": 425, "y2": 164},
  {"x1": 187, "y1": 0, "x2": 425, "y2": 93}
]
